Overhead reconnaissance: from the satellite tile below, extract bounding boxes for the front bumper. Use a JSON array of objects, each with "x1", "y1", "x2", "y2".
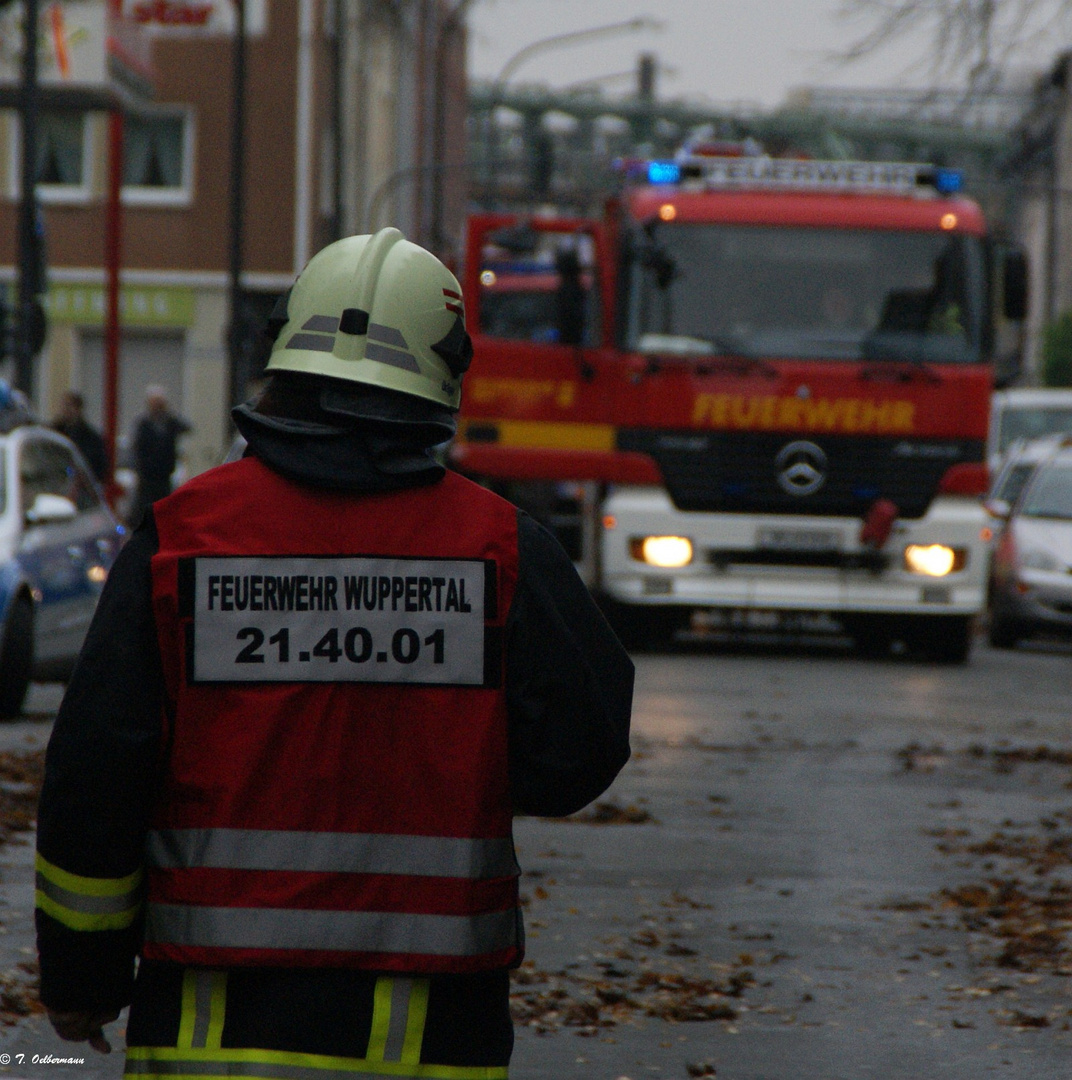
[
  {"x1": 992, "y1": 570, "x2": 1072, "y2": 634},
  {"x1": 600, "y1": 487, "x2": 987, "y2": 616}
]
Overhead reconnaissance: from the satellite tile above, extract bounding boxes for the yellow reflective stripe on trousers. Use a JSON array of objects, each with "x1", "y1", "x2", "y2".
[
  {"x1": 177, "y1": 971, "x2": 227, "y2": 1051},
  {"x1": 34, "y1": 852, "x2": 142, "y2": 931},
  {"x1": 366, "y1": 977, "x2": 430, "y2": 1065},
  {"x1": 123, "y1": 1046, "x2": 508, "y2": 1079}
]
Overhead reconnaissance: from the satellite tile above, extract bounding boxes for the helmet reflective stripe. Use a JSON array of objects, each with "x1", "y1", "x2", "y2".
[{"x1": 267, "y1": 228, "x2": 471, "y2": 409}]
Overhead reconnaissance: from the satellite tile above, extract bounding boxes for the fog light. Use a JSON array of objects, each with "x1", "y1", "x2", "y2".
[
  {"x1": 631, "y1": 535, "x2": 693, "y2": 568},
  {"x1": 904, "y1": 544, "x2": 961, "y2": 576}
]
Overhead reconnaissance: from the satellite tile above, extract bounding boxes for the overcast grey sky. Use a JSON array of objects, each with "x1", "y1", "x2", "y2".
[{"x1": 467, "y1": 0, "x2": 1060, "y2": 110}]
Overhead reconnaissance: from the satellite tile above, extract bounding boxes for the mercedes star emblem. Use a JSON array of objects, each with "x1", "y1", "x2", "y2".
[{"x1": 776, "y1": 440, "x2": 828, "y2": 496}]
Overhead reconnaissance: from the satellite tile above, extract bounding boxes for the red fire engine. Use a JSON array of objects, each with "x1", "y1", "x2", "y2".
[{"x1": 452, "y1": 151, "x2": 1027, "y2": 662}]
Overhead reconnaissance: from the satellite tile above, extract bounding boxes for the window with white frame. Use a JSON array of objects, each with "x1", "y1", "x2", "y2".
[
  {"x1": 7, "y1": 109, "x2": 92, "y2": 202},
  {"x1": 122, "y1": 110, "x2": 192, "y2": 204},
  {"x1": 37, "y1": 111, "x2": 86, "y2": 184}
]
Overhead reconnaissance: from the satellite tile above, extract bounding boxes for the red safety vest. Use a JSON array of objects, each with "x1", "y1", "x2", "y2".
[{"x1": 146, "y1": 456, "x2": 522, "y2": 973}]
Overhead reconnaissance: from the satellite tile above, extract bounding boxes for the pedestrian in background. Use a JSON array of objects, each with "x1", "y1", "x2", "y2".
[
  {"x1": 129, "y1": 385, "x2": 190, "y2": 526},
  {"x1": 35, "y1": 228, "x2": 633, "y2": 1075},
  {"x1": 52, "y1": 391, "x2": 108, "y2": 482}
]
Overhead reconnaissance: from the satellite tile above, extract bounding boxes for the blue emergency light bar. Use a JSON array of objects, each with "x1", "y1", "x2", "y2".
[
  {"x1": 641, "y1": 154, "x2": 966, "y2": 199},
  {"x1": 931, "y1": 167, "x2": 964, "y2": 195},
  {"x1": 647, "y1": 160, "x2": 681, "y2": 185}
]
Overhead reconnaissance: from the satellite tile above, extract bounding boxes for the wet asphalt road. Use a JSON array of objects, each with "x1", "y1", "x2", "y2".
[{"x1": 1, "y1": 636, "x2": 1071, "y2": 1079}]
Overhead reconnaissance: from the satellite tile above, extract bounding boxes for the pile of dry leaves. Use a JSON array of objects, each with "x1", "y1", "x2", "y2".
[
  {"x1": 510, "y1": 960, "x2": 751, "y2": 1035},
  {"x1": 907, "y1": 743, "x2": 1072, "y2": 976},
  {"x1": 0, "y1": 749, "x2": 46, "y2": 1022},
  {"x1": 0, "y1": 749, "x2": 44, "y2": 842}
]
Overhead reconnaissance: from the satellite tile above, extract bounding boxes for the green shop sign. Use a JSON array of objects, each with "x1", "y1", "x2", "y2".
[{"x1": 44, "y1": 284, "x2": 196, "y2": 327}]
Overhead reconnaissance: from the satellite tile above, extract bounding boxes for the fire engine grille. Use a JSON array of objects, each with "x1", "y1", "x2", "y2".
[
  {"x1": 616, "y1": 429, "x2": 984, "y2": 520},
  {"x1": 707, "y1": 548, "x2": 890, "y2": 570}
]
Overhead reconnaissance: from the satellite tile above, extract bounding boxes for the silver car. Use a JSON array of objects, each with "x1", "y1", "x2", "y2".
[{"x1": 988, "y1": 442, "x2": 1072, "y2": 648}]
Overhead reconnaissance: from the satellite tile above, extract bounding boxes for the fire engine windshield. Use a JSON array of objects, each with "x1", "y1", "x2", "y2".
[{"x1": 626, "y1": 223, "x2": 986, "y2": 365}]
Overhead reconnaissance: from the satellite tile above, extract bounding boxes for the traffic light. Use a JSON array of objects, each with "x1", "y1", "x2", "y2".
[
  {"x1": 0, "y1": 292, "x2": 47, "y2": 363},
  {"x1": 23, "y1": 297, "x2": 46, "y2": 357}
]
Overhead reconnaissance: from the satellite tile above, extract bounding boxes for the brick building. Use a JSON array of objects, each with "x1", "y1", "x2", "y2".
[{"x1": 0, "y1": 0, "x2": 469, "y2": 478}]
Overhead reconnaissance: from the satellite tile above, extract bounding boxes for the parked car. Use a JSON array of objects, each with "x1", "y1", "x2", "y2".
[
  {"x1": 986, "y1": 434, "x2": 1068, "y2": 519},
  {"x1": 988, "y1": 440, "x2": 1072, "y2": 648},
  {"x1": 0, "y1": 421, "x2": 125, "y2": 715},
  {"x1": 988, "y1": 388, "x2": 1072, "y2": 474}
]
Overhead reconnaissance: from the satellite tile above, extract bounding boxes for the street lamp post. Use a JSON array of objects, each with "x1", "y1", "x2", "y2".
[
  {"x1": 227, "y1": 0, "x2": 248, "y2": 410},
  {"x1": 484, "y1": 16, "x2": 662, "y2": 208},
  {"x1": 15, "y1": 0, "x2": 40, "y2": 397}
]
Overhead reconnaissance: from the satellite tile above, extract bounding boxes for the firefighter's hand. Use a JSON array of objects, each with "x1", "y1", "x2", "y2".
[{"x1": 46, "y1": 1008, "x2": 120, "y2": 1053}]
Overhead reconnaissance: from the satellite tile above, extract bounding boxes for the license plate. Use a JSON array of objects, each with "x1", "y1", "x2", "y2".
[{"x1": 755, "y1": 527, "x2": 841, "y2": 552}]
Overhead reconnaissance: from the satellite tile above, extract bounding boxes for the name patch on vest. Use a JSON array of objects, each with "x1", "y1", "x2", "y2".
[{"x1": 184, "y1": 556, "x2": 493, "y2": 686}]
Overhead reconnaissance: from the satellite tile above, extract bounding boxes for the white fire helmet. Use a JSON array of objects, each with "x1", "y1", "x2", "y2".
[{"x1": 265, "y1": 228, "x2": 472, "y2": 410}]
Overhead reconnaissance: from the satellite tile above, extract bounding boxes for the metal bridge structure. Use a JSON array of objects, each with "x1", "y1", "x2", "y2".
[{"x1": 467, "y1": 80, "x2": 1028, "y2": 226}]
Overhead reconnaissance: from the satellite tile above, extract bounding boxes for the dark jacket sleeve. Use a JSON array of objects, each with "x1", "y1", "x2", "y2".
[
  {"x1": 35, "y1": 514, "x2": 165, "y2": 1013},
  {"x1": 505, "y1": 511, "x2": 633, "y2": 817}
]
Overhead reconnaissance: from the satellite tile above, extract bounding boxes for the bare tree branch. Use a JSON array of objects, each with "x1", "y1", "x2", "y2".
[{"x1": 833, "y1": 0, "x2": 1072, "y2": 91}]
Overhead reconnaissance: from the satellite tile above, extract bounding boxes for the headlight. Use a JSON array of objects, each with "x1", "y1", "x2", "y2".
[
  {"x1": 630, "y1": 535, "x2": 693, "y2": 568},
  {"x1": 903, "y1": 544, "x2": 964, "y2": 577},
  {"x1": 1019, "y1": 547, "x2": 1061, "y2": 572}
]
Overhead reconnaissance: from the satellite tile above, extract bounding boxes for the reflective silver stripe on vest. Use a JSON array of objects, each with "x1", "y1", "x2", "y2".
[
  {"x1": 146, "y1": 904, "x2": 519, "y2": 957},
  {"x1": 146, "y1": 829, "x2": 519, "y2": 880}
]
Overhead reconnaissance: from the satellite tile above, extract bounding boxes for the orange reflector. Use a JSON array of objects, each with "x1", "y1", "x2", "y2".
[
  {"x1": 603, "y1": 515, "x2": 617, "y2": 530},
  {"x1": 658, "y1": 203, "x2": 677, "y2": 221},
  {"x1": 940, "y1": 213, "x2": 958, "y2": 230}
]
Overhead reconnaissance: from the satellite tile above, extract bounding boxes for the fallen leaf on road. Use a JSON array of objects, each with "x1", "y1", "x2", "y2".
[
  {"x1": 0, "y1": 749, "x2": 44, "y2": 840},
  {"x1": 564, "y1": 801, "x2": 656, "y2": 825}
]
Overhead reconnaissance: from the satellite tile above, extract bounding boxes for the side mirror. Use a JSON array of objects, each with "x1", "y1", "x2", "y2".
[
  {"x1": 993, "y1": 349, "x2": 1023, "y2": 389},
  {"x1": 984, "y1": 497, "x2": 1011, "y2": 520},
  {"x1": 1003, "y1": 249, "x2": 1028, "y2": 321},
  {"x1": 26, "y1": 493, "x2": 77, "y2": 525},
  {"x1": 487, "y1": 224, "x2": 539, "y2": 255}
]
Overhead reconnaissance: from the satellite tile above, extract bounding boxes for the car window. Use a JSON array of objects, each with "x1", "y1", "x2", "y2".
[
  {"x1": 20, "y1": 439, "x2": 101, "y2": 517},
  {"x1": 999, "y1": 406, "x2": 1072, "y2": 454},
  {"x1": 479, "y1": 229, "x2": 600, "y2": 346},
  {"x1": 994, "y1": 463, "x2": 1035, "y2": 505},
  {"x1": 1020, "y1": 464, "x2": 1072, "y2": 520}
]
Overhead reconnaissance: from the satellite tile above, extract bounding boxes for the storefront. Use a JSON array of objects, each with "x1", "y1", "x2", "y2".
[{"x1": 43, "y1": 279, "x2": 229, "y2": 479}]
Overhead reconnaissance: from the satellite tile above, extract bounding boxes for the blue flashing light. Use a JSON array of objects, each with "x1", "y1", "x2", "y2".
[
  {"x1": 647, "y1": 160, "x2": 681, "y2": 185},
  {"x1": 933, "y1": 168, "x2": 964, "y2": 195}
]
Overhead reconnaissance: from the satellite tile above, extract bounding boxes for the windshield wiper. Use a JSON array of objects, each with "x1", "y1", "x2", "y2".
[
  {"x1": 637, "y1": 333, "x2": 778, "y2": 378},
  {"x1": 857, "y1": 357, "x2": 943, "y2": 385},
  {"x1": 701, "y1": 352, "x2": 779, "y2": 379}
]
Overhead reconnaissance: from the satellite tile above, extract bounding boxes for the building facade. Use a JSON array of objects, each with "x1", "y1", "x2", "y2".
[{"x1": 0, "y1": 0, "x2": 468, "y2": 480}]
